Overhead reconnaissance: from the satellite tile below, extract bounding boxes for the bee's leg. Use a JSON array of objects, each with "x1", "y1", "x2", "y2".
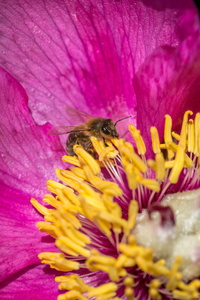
[
  {"x1": 103, "y1": 137, "x2": 109, "y2": 147},
  {"x1": 85, "y1": 142, "x2": 92, "y2": 151}
]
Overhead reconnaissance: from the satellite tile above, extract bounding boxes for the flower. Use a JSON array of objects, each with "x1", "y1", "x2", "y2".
[{"x1": 0, "y1": 0, "x2": 200, "y2": 300}]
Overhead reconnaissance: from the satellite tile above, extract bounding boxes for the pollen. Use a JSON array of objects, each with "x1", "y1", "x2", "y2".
[{"x1": 32, "y1": 111, "x2": 200, "y2": 300}]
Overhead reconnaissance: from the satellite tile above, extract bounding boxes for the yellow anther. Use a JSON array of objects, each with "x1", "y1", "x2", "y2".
[
  {"x1": 173, "y1": 289, "x2": 194, "y2": 300},
  {"x1": 125, "y1": 200, "x2": 138, "y2": 234},
  {"x1": 61, "y1": 225, "x2": 89, "y2": 247},
  {"x1": 187, "y1": 119, "x2": 195, "y2": 153},
  {"x1": 87, "y1": 282, "x2": 117, "y2": 297},
  {"x1": 97, "y1": 218, "x2": 112, "y2": 237},
  {"x1": 164, "y1": 114, "x2": 174, "y2": 159},
  {"x1": 31, "y1": 198, "x2": 51, "y2": 216},
  {"x1": 47, "y1": 179, "x2": 66, "y2": 191},
  {"x1": 139, "y1": 178, "x2": 160, "y2": 192},
  {"x1": 129, "y1": 124, "x2": 146, "y2": 155},
  {"x1": 70, "y1": 166, "x2": 87, "y2": 180},
  {"x1": 169, "y1": 142, "x2": 193, "y2": 167},
  {"x1": 147, "y1": 159, "x2": 156, "y2": 171},
  {"x1": 36, "y1": 221, "x2": 56, "y2": 238},
  {"x1": 194, "y1": 113, "x2": 200, "y2": 155},
  {"x1": 128, "y1": 235, "x2": 136, "y2": 245},
  {"x1": 188, "y1": 279, "x2": 200, "y2": 290},
  {"x1": 58, "y1": 290, "x2": 88, "y2": 300},
  {"x1": 124, "y1": 163, "x2": 138, "y2": 190},
  {"x1": 62, "y1": 188, "x2": 81, "y2": 207},
  {"x1": 149, "y1": 260, "x2": 170, "y2": 277},
  {"x1": 155, "y1": 152, "x2": 165, "y2": 181},
  {"x1": 125, "y1": 286, "x2": 134, "y2": 300},
  {"x1": 98, "y1": 211, "x2": 127, "y2": 229},
  {"x1": 70, "y1": 226, "x2": 91, "y2": 245},
  {"x1": 149, "y1": 279, "x2": 162, "y2": 289},
  {"x1": 124, "y1": 276, "x2": 134, "y2": 287},
  {"x1": 99, "y1": 146, "x2": 118, "y2": 161},
  {"x1": 122, "y1": 148, "x2": 147, "y2": 173},
  {"x1": 43, "y1": 194, "x2": 59, "y2": 208},
  {"x1": 53, "y1": 208, "x2": 81, "y2": 230},
  {"x1": 55, "y1": 275, "x2": 77, "y2": 283},
  {"x1": 180, "y1": 110, "x2": 193, "y2": 149},
  {"x1": 164, "y1": 115, "x2": 172, "y2": 145},
  {"x1": 115, "y1": 254, "x2": 128, "y2": 269},
  {"x1": 169, "y1": 145, "x2": 184, "y2": 183},
  {"x1": 62, "y1": 155, "x2": 81, "y2": 167},
  {"x1": 165, "y1": 160, "x2": 175, "y2": 169},
  {"x1": 39, "y1": 252, "x2": 64, "y2": 262},
  {"x1": 198, "y1": 131, "x2": 200, "y2": 163},
  {"x1": 38, "y1": 252, "x2": 79, "y2": 272},
  {"x1": 87, "y1": 253, "x2": 115, "y2": 266},
  {"x1": 56, "y1": 236, "x2": 90, "y2": 257},
  {"x1": 135, "y1": 256, "x2": 151, "y2": 273},
  {"x1": 95, "y1": 181, "x2": 123, "y2": 197},
  {"x1": 172, "y1": 132, "x2": 180, "y2": 142},
  {"x1": 90, "y1": 136, "x2": 104, "y2": 155},
  {"x1": 151, "y1": 127, "x2": 161, "y2": 154},
  {"x1": 73, "y1": 145, "x2": 101, "y2": 175},
  {"x1": 149, "y1": 287, "x2": 162, "y2": 300},
  {"x1": 58, "y1": 169, "x2": 84, "y2": 183},
  {"x1": 166, "y1": 256, "x2": 182, "y2": 290}
]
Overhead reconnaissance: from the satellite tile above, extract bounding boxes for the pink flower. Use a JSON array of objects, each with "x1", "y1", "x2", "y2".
[{"x1": 0, "y1": 0, "x2": 200, "y2": 299}]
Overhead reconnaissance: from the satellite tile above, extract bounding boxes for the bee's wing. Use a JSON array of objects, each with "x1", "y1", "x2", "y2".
[
  {"x1": 66, "y1": 107, "x2": 93, "y2": 123},
  {"x1": 48, "y1": 125, "x2": 77, "y2": 135}
]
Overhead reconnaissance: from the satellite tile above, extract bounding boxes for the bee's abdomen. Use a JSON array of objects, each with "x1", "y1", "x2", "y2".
[{"x1": 66, "y1": 133, "x2": 77, "y2": 156}]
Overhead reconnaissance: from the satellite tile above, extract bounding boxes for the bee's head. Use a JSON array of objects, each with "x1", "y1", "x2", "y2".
[{"x1": 100, "y1": 119, "x2": 119, "y2": 139}]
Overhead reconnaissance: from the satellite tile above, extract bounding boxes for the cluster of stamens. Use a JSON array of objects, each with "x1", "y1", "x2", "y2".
[{"x1": 31, "y1": 111, "x2": 200, "y2": 300}]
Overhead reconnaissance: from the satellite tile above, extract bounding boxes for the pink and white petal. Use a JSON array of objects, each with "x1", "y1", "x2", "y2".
[
  {"x1": 0, "y1": 67, "x2": 65, "y2": 199},
  {"x1": 0, "y1": 182, "x2": 57, "y2": 283},
  {"x1": 0, "y1": 264, "x2": 60, "y2": 300},
  {"x1": 134, "y1": 28, "x2": 200, "y2": 152},
  {"x1": 0, "y1": 0, "x2": 197, "y2": 128}
]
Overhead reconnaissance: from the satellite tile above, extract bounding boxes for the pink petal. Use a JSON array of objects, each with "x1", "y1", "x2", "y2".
[
  {"x1": 0, "y1": 0, "x2": 196, "y2": 128},
  {"x1": 0, "y1": 67, "x2": 64, "y2": 282},
  {"x1": 133, "y1": 12, "x2": 200, "y2": 152},
  {"x1": 0, "y1": 67, "x2": 65, "y2": 199},
  {"x1": 0, "y1": 182, "x2": 57, "y2": 283},
  {"x1": 0, "y1": 264, "x2": 60, "y2": 300}
]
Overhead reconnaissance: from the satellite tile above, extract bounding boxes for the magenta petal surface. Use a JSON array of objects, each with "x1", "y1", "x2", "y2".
[
  {"x1": 133, "y1": 12, "x2": 200, "y2": 150},
  {"x1": 0, "y1": 67, "x2": 65, "y2": 199},
  {"x1": 0, "y1": 264, "x2": 59, "y2": 300},
  {"x1": 0, "y1": 67, "x2": 64, "y2": 283},
  {"x1": 0, "y1": 0, "x2": 197, "y2": 128},
  {"x1": 0, "y1": 183, "x2": 57, "y2": 283}
]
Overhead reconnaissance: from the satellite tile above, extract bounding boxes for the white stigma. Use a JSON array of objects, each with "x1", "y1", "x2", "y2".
[{"x1": 133, "y1": 189, "x2": 200, "y2": 281}]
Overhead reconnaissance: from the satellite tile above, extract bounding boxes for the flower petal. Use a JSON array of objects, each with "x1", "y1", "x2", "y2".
[
  {"x1": 0, "y1": 66, "x2": 65, "y2": 199},
  {"x1": 133, "y1": 10, "x2": 200, "y2": 152},
  {"x1": 0, "y1": 182, "x2": 57, "y2": 283},
  {"x1": 0, "y1": 0, "x2": 196, "y2": 127},
  {"x1": 0, "y1": 264, "x2": 60, "y2": 300}
]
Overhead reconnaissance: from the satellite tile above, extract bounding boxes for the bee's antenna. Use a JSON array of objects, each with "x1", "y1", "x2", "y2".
[{"x1": 114, "y1": 116, "x2": 131, "y2": 127}]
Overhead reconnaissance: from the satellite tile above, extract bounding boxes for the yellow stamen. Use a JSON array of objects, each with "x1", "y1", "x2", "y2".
[
  {"x1": 73, "y1": 145, "x2": 101, "y2": 175},
  {"x1": 179, "y1": 111, "x2": 193, "y2": 149},
  {"x1": 169, "y1": 145, "x2": 184, "y2": 183},
  {"x1": 87, "y1": 282, "x2": 118, "y2": 297},
  {"x1": 129, "y1": 124, "x2": 146, "y2": 155},
  {"x1": 187, "y1": 119, "x2": 195, "y2": 153},
  {"x1": 62, "y1": 155, "x2": 81, "y2": 167},
  {"x1": 99, "y1": 146, "x2": 118, "y2": 161},
  {"x1": 164, "y1": 114, "x2": 174, "y2": 159}
]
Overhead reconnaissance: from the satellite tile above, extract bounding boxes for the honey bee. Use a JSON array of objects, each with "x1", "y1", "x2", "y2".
[{"x1": 48, "y1": 108, "x2": 131, "y2": 156}]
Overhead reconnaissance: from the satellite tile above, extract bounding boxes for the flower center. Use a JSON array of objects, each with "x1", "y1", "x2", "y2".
[{"x1": 31, "y1": 111, "x2": 200, "y2": 300}]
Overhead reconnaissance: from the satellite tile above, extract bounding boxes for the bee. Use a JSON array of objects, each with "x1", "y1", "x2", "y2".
[{"x1": 48, "y1": 108, "x2": 131, "y2": 156}]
